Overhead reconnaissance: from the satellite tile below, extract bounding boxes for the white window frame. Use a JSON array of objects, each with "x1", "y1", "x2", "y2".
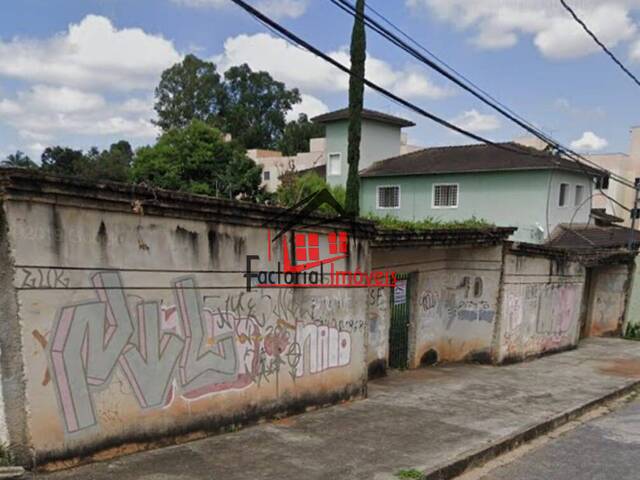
[
  {"x1": 376, "y1": 185, "x2": 401, "y2": 210},
  {"x1": 558, "y1": 182, "x2": 569, "y2": 208},
  {"x1": 574, "y1": 184, "x2": 584, "y2": 207},
  {"x1": 328, "y1": 152, "x2": 342, "y2": 176},
  {"x1": 432, "y1": 183, "x2": 459, "y2": 209}
]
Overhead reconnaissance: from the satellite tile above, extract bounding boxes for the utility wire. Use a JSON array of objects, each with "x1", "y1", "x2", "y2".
[
  {"x1": 228, "y1": 0, "x2": 605, "y2": 167},
  {"x1": 560, "y1": 0, "x2": 640, "y2": 89},
  {"x1": 330, "y1": 0, "x2": 637, "y2": 191}
]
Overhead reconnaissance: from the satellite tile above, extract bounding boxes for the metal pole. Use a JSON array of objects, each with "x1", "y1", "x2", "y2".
[{"x1": 628, "y1": 177, "x2": 640, "y2": 250}]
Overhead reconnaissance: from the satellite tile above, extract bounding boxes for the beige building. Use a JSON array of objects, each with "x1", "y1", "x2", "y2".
[
  {"x1": 517, "y1": 128, "x2": 640, "y2": 226},
  {"x1": 247, "y1": 138, "x2": 326, "y2": 193}
]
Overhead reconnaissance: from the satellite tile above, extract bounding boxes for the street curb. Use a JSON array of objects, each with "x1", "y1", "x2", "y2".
[{"x1": 422, "y1": 379, "x2": 640, "y2": 480}]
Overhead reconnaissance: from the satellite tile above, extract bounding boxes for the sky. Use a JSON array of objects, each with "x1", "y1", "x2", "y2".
[{"x1": 2, "y1": 0, "x2": 640, "y2": 162}]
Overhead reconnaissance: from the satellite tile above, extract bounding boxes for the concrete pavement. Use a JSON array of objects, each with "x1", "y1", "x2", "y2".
[
  {"x1": 474, "y1": 394, "x2": 640, "y2": 480},
  {"x1": 32, "y1": 338, "x2": 640, "y2": 480}
]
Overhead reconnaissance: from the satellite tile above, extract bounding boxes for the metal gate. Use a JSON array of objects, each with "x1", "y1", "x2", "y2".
[{"x1": 389, "y1": 273, "x2": 410, "y2": 369}]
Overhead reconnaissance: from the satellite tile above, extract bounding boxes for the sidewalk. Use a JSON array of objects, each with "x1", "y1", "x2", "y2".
[{"x1": 34, "y1": 338, "x2": 640, "y2": 480}]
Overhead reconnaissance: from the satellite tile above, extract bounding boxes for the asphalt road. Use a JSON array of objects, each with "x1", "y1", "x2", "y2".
[{"x1": 478, "y1": 395, "x2": 640, "y2": 480}]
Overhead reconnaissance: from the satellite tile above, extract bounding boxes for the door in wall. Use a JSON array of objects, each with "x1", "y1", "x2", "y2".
[{"x1": 389, "y1": 273, "x2": 411, "y2": 369}]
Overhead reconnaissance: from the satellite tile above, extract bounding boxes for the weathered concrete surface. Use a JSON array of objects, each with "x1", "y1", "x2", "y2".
[
  {"x1": 477, "y1": 392, "x2": 640, "y2": 479},
  {"x1": 33, "y1": 338, "x2": 640, "y2": 480}
]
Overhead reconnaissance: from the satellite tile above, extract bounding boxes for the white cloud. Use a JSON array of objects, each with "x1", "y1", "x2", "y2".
[
  {"x1": 451, "y1": 109, "x2": 501, "y2": 133},
  {"x1": 287, "y1": 94, "x2": 328, "y2": 121},
  {"x1": 570, "y1": 131, "x2": 609, "y2": 151},
  {"x1": 631, "y1": 38, "x2": 640, "y2": 61},
  {"x1": 0, "y1": 15, "x2": 181, "y2": 91},
  {"x1": 408, "y1": 0, "x2": 640, "y2": 59},
  {"x1": 215, "y1": 33, "x2": 451, "y2": 99},
  {"x1": 172, "y1": 0, "x2": 308, "y2": 19}
]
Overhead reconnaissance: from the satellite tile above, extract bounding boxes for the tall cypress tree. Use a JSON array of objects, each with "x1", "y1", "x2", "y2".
[{"x1": 345, "y1": 0, "x2": 366, "y2": 217}]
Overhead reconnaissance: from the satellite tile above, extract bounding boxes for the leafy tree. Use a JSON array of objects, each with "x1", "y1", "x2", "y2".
[
  {"x1": 276, "y1": 171, "x2": 345, "y2": 214},
  {"x1": 84, "y1": 141, "x2": 134, "y2": 182},
  {"x1": 131, "y1": 120, "x2": 264, "y2": 200},
  {"x1": 345, "y1": 0, "x2": 366, "y2": 216},
  {"x1": 278, "y1": 113, "x2": 325, "y2": 156},
  {"x1": 154, "y1": 54, "x2": 226, "y2": 131},
  {"x1": 1, "y1": 151, "x2": 37, "y2": 169},
  {"x1": 221, "y1": 63, "x2": 301, "y2": 149},
  {"x1": 41, "y1": 147, "x2": 87, "y2": 176}
]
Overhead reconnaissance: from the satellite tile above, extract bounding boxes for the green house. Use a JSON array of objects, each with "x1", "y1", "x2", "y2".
[{"x1": 360, "y1": 143, "x2": 603, "y2": 243}]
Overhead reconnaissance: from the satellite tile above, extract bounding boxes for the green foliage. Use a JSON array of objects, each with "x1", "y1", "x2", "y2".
[
  {"x1": 368, "y1": 214, "x2": 493, "y2": 231},
  {"x1": 154, "y1": 56, "x2": 303, "y2": 150},
  {"x1": 345, "y1": 0, "x2": 367, "y2": 216},
  {"x1": 39, "y1": 142, "x2": 133, "y2": 182},
  {"x1": 278, "y1": 113, "x2": 325, "y2": 156},
  {"x1": 0, "y1": 443, "x2": 13, "y2": 467},
  {"x1": 395, "y1": 469, "x2": 424, "y2": 479},
  {"x1": 41, "y1": 146, "x2": 87, "y2": 176},
  {"x1": 1, "y1": 150, "x2": 37, "y2": 169},
  {"x1": 154, "y1": 54, "x2": 225, "y2": 131},
  {"x1": 131, "y1": 120, "x2": 264, "y2": 200},
  {"x1": 222, "y1": 63, "x2": 301, "y2": 149},
  {"x1": 84, "y1": 141, "x2": 134, "y2": 182},
  {"x1": 276, "y1": 171, "x2": 345, "y2": 214},
  {"x1": 625, "y1": 323, "x2": 640, "y2": 340}
]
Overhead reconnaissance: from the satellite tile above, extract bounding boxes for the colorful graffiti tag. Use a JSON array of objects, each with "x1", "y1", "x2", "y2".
[{"x1": 48, "y1": 272, "x2": 352, "y2": 434}]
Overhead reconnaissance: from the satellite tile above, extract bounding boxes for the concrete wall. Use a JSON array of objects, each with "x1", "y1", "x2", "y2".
[
  {"x1": 361, "y1": 170, "x2": 592, "y2": 244},
  {"x1": 585, "y1": 264, "x2": 631, "y2": 337},
  {"x1": 497, "y1": 252, "x2": 586, "y2": 363},
  {"x1": 624, "y1": 257, "x2": 640, "y2": 331},
  {"x1": 372, "y1": 244, "x2": 503, "y2": 366},
  {"x1": 0, "y1": 173, "x2": 371, "y2": 467},
  {"x1": 326, "y1": 120, "x2": 403, "y2": 188},
  {"x1": 366, "y1": 286, "x2": 390, "y2": 378}
]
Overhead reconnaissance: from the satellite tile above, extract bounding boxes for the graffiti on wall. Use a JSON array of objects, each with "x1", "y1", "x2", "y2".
[
  {"x1": 420, "y1": 275, "x2": 495, "y2": 330},
  {"x1": 504, "y1": 283, "x2": 580, "y2": 349},
  {"x1": 47, "y1": 271, "x2": 352, "y2": 434}
]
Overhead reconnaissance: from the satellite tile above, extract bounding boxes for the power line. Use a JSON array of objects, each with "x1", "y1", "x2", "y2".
[
  {"x1": 228, "y1": 0, "x2": 583, "y2": 164},
  {"x1": 330, "y1": 0, "x2": 637, "y2": 192},
  {"x1": 560, "y1": 0, "x2": 640, "y2": 89}
]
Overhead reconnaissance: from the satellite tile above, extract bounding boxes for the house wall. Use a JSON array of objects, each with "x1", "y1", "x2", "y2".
[
  {"x1": 372, "y1": 245, "x2": 504, "y2": 366},
  {"x1": 361, "y1": 170, "x2": 592, "y2": 244},
  {"x1": 585, "y1": 264, "x2": 632, "y2": 337},
  {"x1": 0, "y1": 188, "x2": 370, "y2": 467},
  {"x1": 326, "y1": 120, "x2": 402, "y2": 188},
  {"x1": 496, "y1": 252, "x2": 586, "y2": 363}
]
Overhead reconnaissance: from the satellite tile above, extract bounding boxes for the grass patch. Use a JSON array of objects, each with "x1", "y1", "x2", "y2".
[
  {"x1": 624, "y1": 323, "x2": 640, "y2": 341},
  {"x1": 368, "y1": 214, "x2": 493, "y2": 231},
  {"x1": 395, "y1": 469, "x2": 424, "y2": 479}
]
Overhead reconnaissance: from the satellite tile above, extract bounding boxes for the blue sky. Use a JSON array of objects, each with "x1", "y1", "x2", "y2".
[{"x1": 1, "y1": 0, "x2": 640, "y2": 161}]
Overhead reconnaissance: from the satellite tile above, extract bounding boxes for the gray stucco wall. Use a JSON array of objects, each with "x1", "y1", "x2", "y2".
[{"x1": 0, "y1": 173, "x2": 372, "y2": 467}]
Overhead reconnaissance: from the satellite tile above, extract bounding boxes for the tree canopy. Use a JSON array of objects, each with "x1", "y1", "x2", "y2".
[
  {"x1": 131, "y1": 120, "x2": 264, "y2": 200},
  {"x1": 221, "y1": 64, "x2": 301, "y2": 149},
  {"x1": 39, "y1": 142, "x2": 133, "y2": 182},
  {"x1": 153, "y1": 56, "x2": 304, "y2": 151},
  {"x1": 278, "y1": 113, "x2": 325, "y2": 156},
  {"x1": 154, "y1": 54, "x2": 226, "y2": 132},
  {"x1": 1, "y1": 151, "x2": 37, "y2": 169}
]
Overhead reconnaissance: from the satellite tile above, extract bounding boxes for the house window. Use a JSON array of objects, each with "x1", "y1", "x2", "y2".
[
  {"x1": 559, "y1": 183, "x2": 569, "y2": 207},
  {"x1": 328, "y1": 153, "x2": 341, "y2": 176},
  {"x1": 575, "y1": 185, "x2": 584, "y2": 206},
  {"x1": 433, "y1": 184, "x2": 459, "y2": 208},
  {"x1": 263, "y1": 170, "x2": 271, "y2": 181},
  {"x1": 377, "y1": 186, "x2": 400, "y2": 209},
  {"x1": 294, "y1": 233, "x2": 320, "y2": 262}
]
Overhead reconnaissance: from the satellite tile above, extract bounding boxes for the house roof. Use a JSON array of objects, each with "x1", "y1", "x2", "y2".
[
  {"x1": 590, "y1": 208, "x2": 624, "y2": 226},
  {"x1": 311, "y1": 108, "x2": 415, "y2": 128},
  {"x1": 547, "y1": 224, "x2": 640, "y2": 250},
  {"x1": 360, "y1": 142, "x2": 605, "y2": 178}
]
